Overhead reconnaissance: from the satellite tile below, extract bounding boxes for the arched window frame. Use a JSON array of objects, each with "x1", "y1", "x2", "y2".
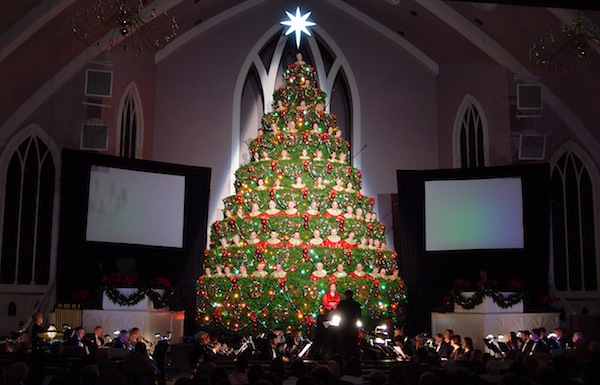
[
  {"x1": 452, "y1": 95, "x2": 489, "y2": 168},
  {"x1": 0, "y1": 124, "x2": 60, "y2": 289},
  {"x1": 116, "y1": 82, "x2": 144, "y2": 158},
  {"x1": 549, "y1": 141, "x2": 600, "y2": 296}
]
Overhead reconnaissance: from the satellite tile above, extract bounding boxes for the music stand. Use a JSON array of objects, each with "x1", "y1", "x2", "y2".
[{"x1": 483, "y1": 339, "x2": 502, "y2": 354}]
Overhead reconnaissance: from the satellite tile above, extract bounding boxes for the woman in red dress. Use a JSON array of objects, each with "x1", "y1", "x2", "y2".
[{"x1": 322, "y1": 283, "x2": 341, "y2": 311}]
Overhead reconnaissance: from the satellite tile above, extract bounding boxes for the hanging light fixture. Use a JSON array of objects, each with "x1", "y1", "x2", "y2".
[
  {"x1": 72, "y1": 0, "x2": 179, "y2": 54},
  {"x1": 529, "y1": 14, "x2": 600, "y2": 72}
]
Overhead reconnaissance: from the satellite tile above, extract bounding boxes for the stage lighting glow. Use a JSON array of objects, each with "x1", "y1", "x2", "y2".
[
  {"x1": 356, "y1": 320, "x2": 363, "y2": 328},
  {"x1": 331, "y1": 315, "x2": 341, "y2": 327}
]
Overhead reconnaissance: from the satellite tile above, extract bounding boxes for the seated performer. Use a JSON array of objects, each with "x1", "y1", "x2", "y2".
[
  {"x1": 236, "y1": 207, "x2": 245, "y2": 219},
  {"x1": 280, "y1": 150, "x2": 291, "y2": 161},
  {"x1": 261, "y1": 150, "x2": 270, "y2": 161},
  {"x1": 328, "y1": 153, "x2": 338, "y2": 163},
  {"x1": 345, "y1": 181, "x2": 355, "y2": 192},
  {"x1": 213, "y1": 265, "x2": 224, "y2": 278},
  {"x1": 358, "y1": 237, "x2": 369, "y2": 249},
  {"x1": 224, "y1": 266, "x2": 234, "y2": 278},
  {"x1": 204, "y1": 267, "x2": 211, "y2": 277},
  {"x1": 299, "y1": 149, "x2": 311, "y2": 160},
  {"x1": 354, "y1": 208, "x2": 364, "y2": 221},
  {"x1": 271, "y1": 179, "x2": 283, "y2": 190},
  {"x1": 286, "y1": 121, "x2": 298, "y2": 133},
  {"x1": 264, "y1": 200, "x2": 281, "y2": 216},
  {"x1": 219, "y1": 237, "x2": 229, "y2": 248},
  {"x1": 378, "y1": 268, "x2": 388, "y2": 279},
  {"x1": 310, "y1": 262, "x2": 328, "y2": 280},
  {"x1": 314, "y1": 149, "x2": 324, "y2": 161},
  {"x1": 252, "y1": 263, "x2": 268, "y2": 278},
  {"x1": 265, "y1": 230, "x2": 283, "y2": 247},
  {"x1": 349, "y1": 263, "x2": 368, "y2": 278},
  {"x1": 331, "y1": 178, "x2": 345, "y2": 192},
  {"x1": 386, "y1": 269, "x2": 400, "y2": 281},
  {"x1": 326, "y1": 201, "x2": 343, "y2": 218},
  {"x1": 248, "y1": 231, "x2": 261, "y2": 245},
  {"x1": 309, "y1": 230, "x2": 324, "y2": 246},
  {"x1": 284, "y1": 201, "x2": 300, "y2": 216},
  {"x1": 255, "y1": 178, "x2": 268, "y2": 191},
  {"x1": 287, "y1": 231, "x2": 305, "y2": 247},
  {"x1": 324, "y1": 228, "x2": 343, "y2": 247},
  {"x1": 343, "y1": 205, "x2": 354, "y2": 219},
  {"x1": 369, "y1": 267, "x2": 380, "y2": 279},
  {"x1": 333, "y1": 264, "x2": 347, "y2": 278},
  {"x1": 311, "y1": 123, "x2": 321, "y2": 134},
  {"x1": 232, "y1": 234, "x2": 244, "y2": 247},
  {"x1": 276, "y1": 100, "x2": 287, "y2": 112},
  {"x1": 339, "y1": 153, "x2": 348, "y2": 164},
  {"x1": 306, "y1": 201, "x2": 321, "y2": 216},
  {"x1": 271, "y1": 264, "x2": 287, "y2": 279},
  {"x1": 291, "y1": 176, "x2": 306, "y2": 190},
  {"x1": 313, "y1": 176, "x2": 327, "y2": 190},
  {"x1": 238, "y1": 265, "x2": 249, "y2": 278},
  {"x1": 322, "y1": 283, "x2": 341, "y2": 311},
  {"x1": 343, "y1": 232, "x2": 358, "y2": 249},
  {"x1": 248, "y1": 203, "x2": 262, "y2": 218}
]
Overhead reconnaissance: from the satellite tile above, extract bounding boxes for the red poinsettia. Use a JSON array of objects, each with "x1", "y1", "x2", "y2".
[
  {"x1": 151, "y1": 277, "x2": 172, "y2": 288},
  {"x1": 535, "y1": 295, "x2": 554, "y2": 305},
  {"x1": 454, "y1": 279, "x2": 470, "y2": 287},
  {"x1": 71, "y1": 288, "x2": 90, "y2": 301},
  {"x1": 102, "y1": 273, "x2": 138, "y2": 287},
  {"x1": 477, "y1": 278, "x2": 498, "y2": 288},
  {"x1": 508, "y1": 277, "x2": 528, "y2": 290}
]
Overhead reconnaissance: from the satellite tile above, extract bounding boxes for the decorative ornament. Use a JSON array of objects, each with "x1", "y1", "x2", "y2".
[{"x1": 281, "y1": 7, "x2": 317, "y2": 48}]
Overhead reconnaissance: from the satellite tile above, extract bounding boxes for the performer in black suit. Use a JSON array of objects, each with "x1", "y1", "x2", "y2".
[
  {"x1": 335, "y1": 290, "x2": 362, "y2": 359},
  {"x1": 86, "y1": 325, "x2": 105, "y2": 352}
]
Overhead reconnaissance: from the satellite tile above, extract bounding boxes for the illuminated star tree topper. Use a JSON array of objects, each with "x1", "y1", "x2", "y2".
[{"x1": 281, "y1": 7, "x2": 317, "y2": 48}]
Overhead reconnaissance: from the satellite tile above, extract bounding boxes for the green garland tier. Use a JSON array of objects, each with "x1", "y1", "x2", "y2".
[
  {"x1": 197, "y1": 275, "x2": 406, "y2": 333},
  {"x1": 198, "y1": 54, "x2": 407, "y2": 333}
]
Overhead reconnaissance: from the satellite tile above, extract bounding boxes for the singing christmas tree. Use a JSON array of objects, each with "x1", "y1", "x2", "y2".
[{"x1": 197, "y1": 54, "x2": 406, "y2": 334}]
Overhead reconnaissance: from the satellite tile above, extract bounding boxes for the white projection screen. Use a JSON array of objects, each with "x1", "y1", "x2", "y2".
[
  {"x1": 86, "y1": 166, "x2": 186, "y2": 248},
  {"x1": 425, "y1": 177, "x2": 524, "y2": 251}
]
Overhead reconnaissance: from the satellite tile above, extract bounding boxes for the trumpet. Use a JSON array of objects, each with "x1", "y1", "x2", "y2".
[{"x1": 139, "y1": 335, "x2": 153, "y2": 347}]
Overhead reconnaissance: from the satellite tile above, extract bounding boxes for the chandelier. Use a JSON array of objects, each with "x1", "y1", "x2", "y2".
[
  {"x1": 72, "y1": 0, "x2": 179, "y2": 54},
  {"x1": 529, "y1": 15, "x2": 600, "y2": 72}
]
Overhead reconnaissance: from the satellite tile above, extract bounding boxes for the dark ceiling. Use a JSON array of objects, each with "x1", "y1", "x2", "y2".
[{"x1": 1, "y1": 0, "x2": 599, "y2": 143}]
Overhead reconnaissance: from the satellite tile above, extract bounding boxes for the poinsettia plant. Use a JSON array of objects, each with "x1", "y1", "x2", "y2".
[
  {"x1": 508, "y1": 277, "x2": 528, "y2": 290},
  {"x1": 70, "y1": 288, "x2": 90, "y2": 301},
  {"x1": 150, "y1": 277, "x2": 172, "y2": 288},
  {"x1": 102, "y1": 273, "x2": 138, "y2": 287},
  {"x1": 453, "y1": 279, "x2": 470, "y2": 288}
]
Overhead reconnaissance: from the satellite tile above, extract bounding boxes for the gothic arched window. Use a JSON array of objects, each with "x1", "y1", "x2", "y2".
[
  {"x1": 1, "y1": 135, "x2": 54, "y2": 284},
  {"x1": 455, "y1": 97, "x2": 487, "y2": 168},
  {"x1": 551, "y1": 150, "x2": 597, "y2": 291},
  {"x1": 117, "y1": 84, "x2": 143, "y2": 158}
]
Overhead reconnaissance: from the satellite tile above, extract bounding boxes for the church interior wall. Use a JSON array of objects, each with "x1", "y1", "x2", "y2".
[{"x1": 152, "y1": 1, "x2": 439, "y2": 225}]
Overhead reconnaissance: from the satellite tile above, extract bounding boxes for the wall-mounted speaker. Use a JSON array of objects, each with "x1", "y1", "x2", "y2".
[
  {"x1": 517, "y1": 84, "x2": 542, "y2": 110},
  {"x1": 80, "y1": 122, "x2": 108, "y2": 151},
  {"x1": 519, "y1": 134, "x2": 546, "y2": 160},
  {"x1": 85, "y1": 69, "x2": 113, "y2": 98}
]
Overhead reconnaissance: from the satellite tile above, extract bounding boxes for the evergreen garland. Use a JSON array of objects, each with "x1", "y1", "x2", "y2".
[
  {"x1": 450, "y1": 288, "x2": 526, "y2": 309},
  {"x1": 104, "y1": 287, "x2": 174, "y2": 309}
]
